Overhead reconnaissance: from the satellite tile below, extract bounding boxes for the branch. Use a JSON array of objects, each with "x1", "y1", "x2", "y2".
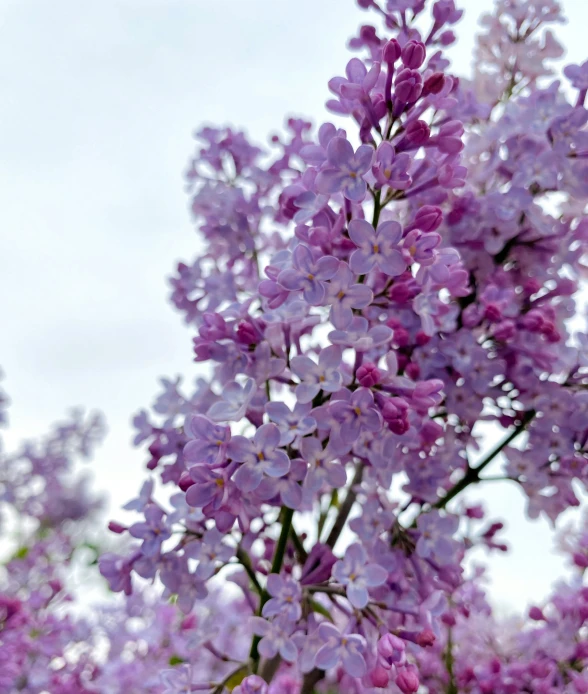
[{"x1": 326, "y1": 462, "x2": 365, "y2": 549}]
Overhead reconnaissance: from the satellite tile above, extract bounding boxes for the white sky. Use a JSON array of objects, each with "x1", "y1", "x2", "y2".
[{"x1": 1, "y1": 0, "x2": 587, "y2": 613}]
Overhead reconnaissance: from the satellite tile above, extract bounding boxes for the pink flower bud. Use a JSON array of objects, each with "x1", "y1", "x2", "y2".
[
  {"x1": 416, "y1": 627, "x2": 436, "y2": 647},
  {"x1": 377, "y1": 633, "x2": 406, "y2": 667},
  {"x1": 413, "y1": 205, "x2": 442, "y2": 231},
  {"x1": 396, "y1": 665, "x2": 420, "y2": 694},
  {"x1": 370, "y1": 664, "x2": 391, "y2": 688},
  {"x1": 178, "y1": 471, "x2": 195, "y2": 491},
  {"x1": 357, "y1": 362, "x2": 381, "y2": 387},
  {"x1": 108, "y1": 521, "x2": 127, "y2": 534},
  {"x1": 529, "y1": 606, "x2": 546, "y2": 621},
  {"x1": 405, "y1": 119, "x2": 431, "y2": 146}
]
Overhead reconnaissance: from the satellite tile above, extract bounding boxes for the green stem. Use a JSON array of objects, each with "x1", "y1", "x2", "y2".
[
  {"x1": 249, "y1": 508, "x2": 295, "y2": 665},
  {"x1": 326, "y1": 463, "x2": 365, "y2": 548},
  {"x1": 434, "y1": 410, "x2": 535, "y2": 510},
  {"x1": 372, "y1": 189, "x2": 382, "y2": 227},
  {"x1": 236, "y1": 546, "x2": 263, "y2": 597}
]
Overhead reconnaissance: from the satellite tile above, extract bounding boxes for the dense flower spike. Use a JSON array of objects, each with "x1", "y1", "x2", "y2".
[
  {"x1": 103, "y1": 0, "x2": 588, "y2": 690},
  {"x1": 3, "y1": 0, "x2": 588, "y2": 692}
]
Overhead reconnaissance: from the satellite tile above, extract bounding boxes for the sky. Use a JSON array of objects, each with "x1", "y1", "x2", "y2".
[{"x1": 1, "y1": 0, "x2": 587, "y2": 613}]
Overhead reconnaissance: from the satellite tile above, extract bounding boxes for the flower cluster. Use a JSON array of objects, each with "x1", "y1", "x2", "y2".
[{"x1": 100, "y1": 0, "x2": 588, "y2": 691}]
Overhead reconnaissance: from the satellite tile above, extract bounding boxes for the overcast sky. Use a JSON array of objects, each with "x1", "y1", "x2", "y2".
[{"x1": 1, "y1": 0, "x2": 587, "y2": 612}]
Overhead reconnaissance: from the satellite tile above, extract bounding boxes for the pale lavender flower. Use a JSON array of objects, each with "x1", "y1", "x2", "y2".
[
  {"x1": 160, "y1": 664, "x2": 195, "y2": 694},
  {"x1": 207, "y1": 378, "x2": 256, "y2": 422},
  {"x1": 564, "y1": 60, "x2": 588, "y2": 91},
  {"x1": 328, "y1": 316, "x2": 392, "y2": 352},
  {"x1": 315, "y1": 136, "x2": 374, "y2": 202},
  {"x1": 184, "y1": 527, "x2": 234, "y2": 580},
  {"x1": 298, "y1": 437, "x2": 347, "y2": 493},
  {"x1": 277, "y1": 244, "x2": 339, "y2": 305},
  {"x1": 416, "y1": 511, "x2": 460, "y2": 565},
  {"x1": 227, "y1": 423, "x2": 290, "y2": 492},
  {"x1": 348, "y1": 219, "x2": 406, "y2": 276},
  {"x1": 265, "y1": 401, "x2": 316, "y2": 447},
  {"x1": 256, "y1": 458, "x2": 307, "y2": 509},
  {"x1": 262, "y1": 574, "x2": 302, "y2": 621},
  {"x1": 250, "y1": 615, "x2": 298, "y2": 662},
  {"x1": 332, "y1": 542, "x2": 388, "y2": 608},
  {"x1": 329, "y1": 388, "x2": 382, "y2": 450},
  {"x1": 372, "y1": 141, "x2": 411, "y2": 190},
  {"x1": 234, "y1": 675, "x2": 269, "y2": 694},
  {"x1": 123, "y1": 479, "x2": 153, "y2": 512},
  {"x1": 325, "y1": 262, "x2": 374, "y2": 329},
  {"x1": 128, "y1": 504, "x2": 171, "y2": 557},
  {"x1": 290, "y1": 344, "x2": 343, "y2": 404},
  {"x1": 315, "y1": 623, "x2": 367, "y2": 677},
  {"x1": 183, "y1": 415, "x2": 230, "y2": 467}
]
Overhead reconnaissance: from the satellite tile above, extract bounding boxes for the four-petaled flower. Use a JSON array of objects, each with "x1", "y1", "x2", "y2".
[
  {"x1": 227, "y1": 423, "x2": 290, "y2": 492},
  {"x1": 128, "y1": 504, "x2": 171, "y2": 557},
  {"x1": 325, "y1": 262, "x2": 374, "y2": 329},
  {"x1": 184, "y1": 415, "x2": 230, "y2": 467},
  {"x1": 348, "y1": 219, "x2": 406, "y2": 277},
  {"x1": 332, "y1": 542, "x2": 388, "y2": 608},
  {"x1": 250, "y1": 615, "x2": 298, "y2": 663},
  {"x1": 262, "y1": 573, "x2": 302, "y2": 622},
  {"x1": 277, "y1": 244, "x2": 339, "y2": 305},
  {"x1": 315, "y1": 136, "x2": 374, "y2": 201},
  {"x1": 290, "y1": 344, "x2": 343, "y2": 404},
  {"x1": 207, "y1": 378, "x2": 257, "y2": 422},
  {"x1": 315, "y1": 622, "x2": 367, "y2": 677}
]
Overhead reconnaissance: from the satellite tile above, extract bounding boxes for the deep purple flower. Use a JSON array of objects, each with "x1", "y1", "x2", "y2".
[
  {"x1": 290, "y1": 344, "x2": 343, "y2": 404},
  {"x1": 277, "y1": 244, "x2": 339, "y2": 305},
  {"x1": 315, "y1": 137, "x2": 374, "y2": 202},
  {"x1": 315, "y1": 623, "x2": 367, "y2": 677},
  {"x1": 348, "y1": 219, "x2": 406, "y2": 276},
  {"x1": 332, "y1": 543, "x2": 388, "y2": 608},
  {"x1": 325, "y1": 262, "x2": 374, "y2": 329},
  {"x1": 227, "y1": 423, "x2": 290, "y2": 492}
]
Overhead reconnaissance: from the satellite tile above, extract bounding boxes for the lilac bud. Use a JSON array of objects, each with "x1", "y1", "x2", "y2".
[
  {"x1": 394, "y1": 69, "x2": 423, "y2": 104},
  {"x1": 416, "y1": 627, "x2": 436, "y2": 647},
  {"x1": 423, "y1": 72, "x2": 446, "y2": 95},
  {"x1": 357, "y1": 362, "x2": 381, "y2": 387},
  {"x1": 370, "y1": 664, "x2": 391, "y2": 687},
  {"x1": 377, "y1": 633, "x2": 406, "y2": 668},
  {"x1": 415, "y1": 205, "x2": 442, "y2": 231},
  {"x1": 405, "y1": 119, "x2": 430, "y2": 146},
  {"x1": 401, "y1": 41, "x2": 426, "y2": 69},
  {"x1": 300, "y1": 543, "x2": 337, "y2": 585},
  {"x1": 235, "y1": 675, "x2": 268, "y2": 694},
  {"x1": 529, "y1": 606, "x2": 546, "y2": 621},
  {"x1": 396, "y1": 665, "x2": 420, "y2": 694},
  {"x1": 383, "y1": 38, "x2": 402, "y2": 64},
  {"x1": 108, "y1": 521, "x2": 127, "y2": 534},
  {"x1": 178, "y1": 471, "x2": 195, "y2": 492}
]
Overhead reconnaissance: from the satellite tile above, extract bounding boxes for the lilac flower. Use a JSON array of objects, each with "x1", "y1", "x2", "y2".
[
  {"x1": 329, "y1": 388, "x2": 382, "y2": 450},
  {"x1": 332, "y1": 543, "x2": 388, "y2": 608},
  {"x1": 183, "y1": 415, "x2": 230, "y2": 467},
  {"x1": 348, "y1": 219, "x2": 406, "y2": 277},
  {"x1": 123, "y1": 479, "x2": 153, "y2": 512},
  {"x1": 227, "y1": 423, "x2": 290, "y2": 492},
  {"x1": 298, "y1": 437, "x2": 347, "y2": 493},
  {"x1": 416, "y1": 511, "x2": 460, "y2": 565},
  {"x1": 265, "y1": 401, "x2": 316, "y2": 447},
  {"x1": 328, "y1": 316, "x2": 392, "y2": 352},
  {"x1": 325, "y1": 262, "x2": 374, "y2": 329},
  {"x1": 256, "y1": 458, "x2": 307, "y2": 509},
  {"x1": 277, "y1": 244, "x2": 339, "y2": 305},
  {"x1": 98, "y1": 553, "x2": 134, "y2": 595},
  {"x1": 207, "y1": 378, "x2": 256, "y2": 422},
  {"x1": 128, "y1": 504, "x2": 171, "y2": 557},
  {"x1": 315, "y1": 136, "x2": 374, "y2": 202},
  {"x1": 184, "y1": 465, "x2": 229, "y2": 509},
  {"x1": 315, "y1": 623, "x2": 367, "y2": 677},
  {"x1": 184, "y1": 527, "x2": 234, "y2": 580},
  {"x1": 372, "y1": 142, "x2": 411, "y2": 190},
  {"x1": 262, "y1": 574, "x2": 302, "y2": 622},
  {"x1": 564, "y1": 60, "x2": 588, "y2": 91},
  {"x1": 299, "y1": 122, "x2": 345, "y2": 167},
  {"x1": 132, "y1": 410, "x2": 152, "y2": 445},
  {"x1": 290, "y1": 344, "x2": 343, "y2": 404},
  {"x1": 250, "y1": 615, "x2": 298, "y2": 663}
]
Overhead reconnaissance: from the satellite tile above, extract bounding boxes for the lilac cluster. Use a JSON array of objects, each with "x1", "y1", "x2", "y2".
[{"x1": 98, "y1": 0, "x2": 588, "y2": 692}]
